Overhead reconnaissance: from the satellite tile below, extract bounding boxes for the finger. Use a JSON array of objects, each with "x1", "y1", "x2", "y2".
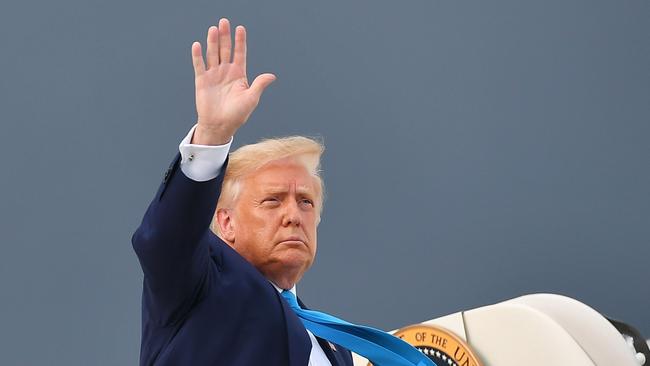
[
  {"x1": 233, "y1": 25, "x2": 247, "y2": 72},
  {"x1": 206, "y1": 25, "x2": 219, "y2": 68},
  {"x1": 249, "y1": 73, "x2": 276, "y2": 99},
  {"x1": 218, "y1": 18, "x2": 232, "y2": 63},
  {"x1": 191, "y1": 42, "x2": 205, "y2": 77}
]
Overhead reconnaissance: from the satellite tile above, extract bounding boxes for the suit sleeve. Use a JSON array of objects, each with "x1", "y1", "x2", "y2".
[{"x1": 131, "y1": 152, "x2": 229, "y2": 326}]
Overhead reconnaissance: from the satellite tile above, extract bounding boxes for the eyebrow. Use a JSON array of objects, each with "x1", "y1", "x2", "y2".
[{"x1": 262, "y1": 185, "x2": 315, "y2": 196}]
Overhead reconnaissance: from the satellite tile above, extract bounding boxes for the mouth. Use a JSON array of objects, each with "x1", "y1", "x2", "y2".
[{"x1": 277, "y1": 237, "x2": 307, "y2": 247}]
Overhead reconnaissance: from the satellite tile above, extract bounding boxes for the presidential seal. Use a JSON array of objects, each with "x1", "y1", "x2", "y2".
[{"x1": 368, "y1": 324, "x2": 483, "y2": 366}]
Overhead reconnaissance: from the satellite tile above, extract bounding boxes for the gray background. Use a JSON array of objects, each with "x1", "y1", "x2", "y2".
[{"x1": 1, "y1": 0, "x2": 648, "y2": 364}]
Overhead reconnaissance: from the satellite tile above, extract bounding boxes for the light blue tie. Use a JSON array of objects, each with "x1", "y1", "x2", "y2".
[{"x1": 281, "y1": 290, "x2": 436, "y2": 366}]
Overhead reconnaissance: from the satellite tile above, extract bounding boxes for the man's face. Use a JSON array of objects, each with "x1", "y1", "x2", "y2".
[{"x1": 226, "y1": 158, "x2": 320, "y2": 287}]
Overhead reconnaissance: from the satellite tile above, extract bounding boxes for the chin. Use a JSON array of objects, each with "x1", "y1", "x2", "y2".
[{"x1": 275, "y1": 250, "x2": 313, "y2": 271}]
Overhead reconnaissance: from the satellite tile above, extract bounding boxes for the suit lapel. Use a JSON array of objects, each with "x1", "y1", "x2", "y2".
[
  {"x1": 316, "y1": 336, "x2": 346, "y2": 366},
  {"x1": 297, "y1": 297, "x2": 353, "y2": 366}
]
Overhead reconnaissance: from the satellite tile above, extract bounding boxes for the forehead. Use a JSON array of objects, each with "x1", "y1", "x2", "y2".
[{"x1": 242, "y1": 159, "x2": 319, "y2": 194}]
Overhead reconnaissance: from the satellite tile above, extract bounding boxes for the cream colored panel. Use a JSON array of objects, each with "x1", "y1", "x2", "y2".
[
  {"x1": 504, "y1": 294, "x2": 639, "y2": 366},
  {"x1": 463, "y1": 302, "x2": 595, "y2": 365},
  {"x1": 352, "y1": 294, "x2": 640, "y2": 366}
]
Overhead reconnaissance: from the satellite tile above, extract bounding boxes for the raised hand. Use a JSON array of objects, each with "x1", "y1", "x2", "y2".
[{"x1": 191, "y1": 18, "x2": 276, "y2": 145}]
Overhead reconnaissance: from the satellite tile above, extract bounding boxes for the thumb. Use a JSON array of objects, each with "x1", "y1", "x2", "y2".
[{"x1": 249, "y1": 73, "x2": 276, "y2": 99}]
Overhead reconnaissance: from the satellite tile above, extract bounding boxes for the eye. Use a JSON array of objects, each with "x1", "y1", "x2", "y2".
[
  {"x1": 300, "y1": 198, "x2": 314, "y2": 207},
  {"x1": 261, "y1": 197, "x2": 280, "y2": 206}
]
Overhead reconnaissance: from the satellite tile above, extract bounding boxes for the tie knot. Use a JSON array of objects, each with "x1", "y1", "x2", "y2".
[{"x1": 281, "y1": 290, "x2": 300, "y2": 309}]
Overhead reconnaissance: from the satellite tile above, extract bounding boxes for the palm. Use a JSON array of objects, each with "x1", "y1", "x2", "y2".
[
  {"x1": 191, "y1": 18, "x2": 276, "y2": 144},
  {"x1": 195, "y1": 63, "x2": 253, "y2": 129}
]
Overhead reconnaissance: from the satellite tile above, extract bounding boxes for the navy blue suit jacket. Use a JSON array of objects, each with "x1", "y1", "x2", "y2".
[{"x1": 132, "y1": 154, "x2": 354, "y2": 366}]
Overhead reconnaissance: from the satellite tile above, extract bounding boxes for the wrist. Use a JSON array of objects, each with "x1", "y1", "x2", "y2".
[{"x1": 192, "y1": 124, "x2": 233, "y2": 145}]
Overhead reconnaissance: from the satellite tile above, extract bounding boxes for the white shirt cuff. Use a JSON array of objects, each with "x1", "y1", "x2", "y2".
[{"x1": 178, "y1": 124, "x2": 232, "y2": 182}]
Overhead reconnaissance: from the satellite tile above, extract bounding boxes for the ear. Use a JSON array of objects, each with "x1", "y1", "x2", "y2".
[{"x1": 215, "y1": 208, "x2": 236, "y2": 243}]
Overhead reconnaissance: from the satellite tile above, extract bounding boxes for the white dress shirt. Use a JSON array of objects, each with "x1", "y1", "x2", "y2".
[{"x1": 178, "y1": 124, "x2": 332, "y2": 366}]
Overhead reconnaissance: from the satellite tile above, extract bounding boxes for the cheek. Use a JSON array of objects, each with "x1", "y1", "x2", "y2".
[
  {"x1": 237, "y1": 211, "x2": 280, "y2": 249},
  {"x1": 303, "y1": 214, "x2": 318, "y2": 245},
  {"x1": 305, "y1": 211, "x2": 317, "y2": 229}
]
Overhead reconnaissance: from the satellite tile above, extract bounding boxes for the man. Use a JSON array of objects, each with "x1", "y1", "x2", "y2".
[
  {"x1": 131, "y1": 16, "x2": 353, "y2": 365},
  {"x1": 132, "y1": 17, "x2": 434, "y2": 366}
]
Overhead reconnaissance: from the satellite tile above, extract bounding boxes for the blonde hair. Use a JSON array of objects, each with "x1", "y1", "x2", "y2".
[{"x1": 212, "y1": 136, "x2": 325, "y2": 233}]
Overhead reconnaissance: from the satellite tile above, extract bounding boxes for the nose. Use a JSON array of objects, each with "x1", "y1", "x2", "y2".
[{"x1": 281, "y1": 200, "x2": 302, "y2": 227}]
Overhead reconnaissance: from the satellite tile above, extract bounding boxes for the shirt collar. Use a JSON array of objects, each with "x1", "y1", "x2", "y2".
[{"x1": 270, "y1": 281, "x2": 297, "y2": 296}]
